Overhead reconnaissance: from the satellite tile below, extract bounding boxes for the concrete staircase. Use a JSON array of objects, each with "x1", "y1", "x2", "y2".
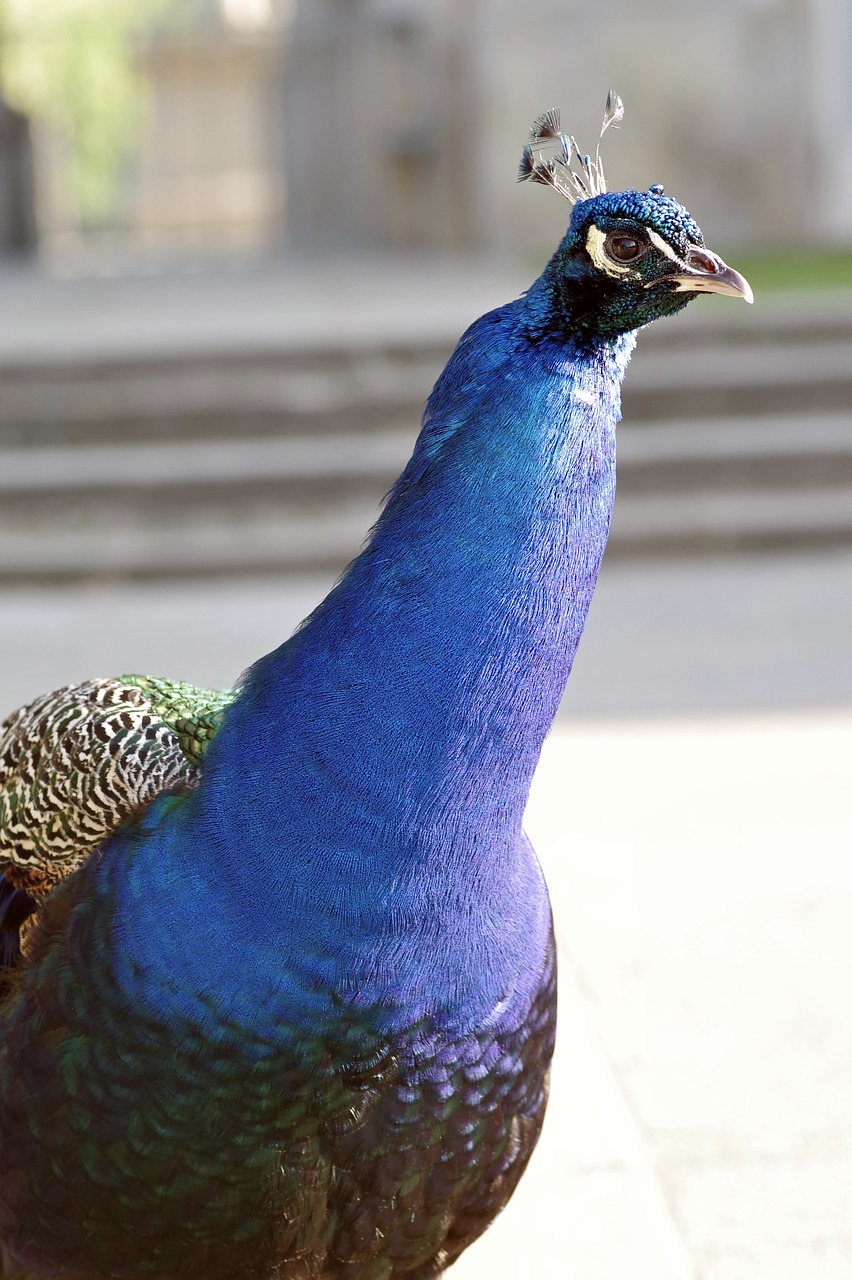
[{"x1": 0, "y1": 261, "x2": 849, "y2": 583}]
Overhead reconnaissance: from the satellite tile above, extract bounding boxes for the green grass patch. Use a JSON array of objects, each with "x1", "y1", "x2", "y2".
[{"x1": 725, "y1": 247, "x2": 852, "y2": 292}]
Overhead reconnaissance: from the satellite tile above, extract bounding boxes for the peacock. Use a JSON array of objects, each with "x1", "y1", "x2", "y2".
[{"x1": 0, "y1": 95, "x2": 751, "y2": 1280}]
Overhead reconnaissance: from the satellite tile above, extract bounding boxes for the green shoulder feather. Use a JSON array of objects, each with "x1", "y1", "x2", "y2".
[
  {"x1": 0, "y1": 675, "x2": 235, "y2": 896},
  {"x1": 120, "y1": 674, "x2": 233, "y2": 767}
]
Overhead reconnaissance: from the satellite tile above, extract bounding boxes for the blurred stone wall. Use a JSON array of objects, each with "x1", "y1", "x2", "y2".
[
  {"x1": 0, "y1": 100, "x2": 37, "y2": 254},
  {"x1": 130, "y1": 26, "x2": 284, "y2": 249},
  {"x1": 284, "y1": 0, "x2": 852, "y2": 256},
  {"x1": 25, "y1": 0, "x2": 852, "y2": 257},
  {"x1": 29, "y1": 0, "x2": 289, "y2": 256},
  {"x1": 282, "y1": 0, "x2": 474, "y2": 252}
]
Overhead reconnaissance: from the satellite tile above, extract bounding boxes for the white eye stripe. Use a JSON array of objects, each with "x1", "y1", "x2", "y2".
[
  {"x1": 646, "y1": 227, "x2": 683, "y2": 264},
  {"x1": 585, "y1": 224, "x2": 634, "y2": 278},
  {"x1": 586, "y1": 224, "x2": 686, "y2": 278}
]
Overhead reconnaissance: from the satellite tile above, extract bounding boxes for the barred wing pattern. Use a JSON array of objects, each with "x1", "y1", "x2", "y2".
[{"x1": 0, "y1": 675, "x2": 233, "y2": 897}]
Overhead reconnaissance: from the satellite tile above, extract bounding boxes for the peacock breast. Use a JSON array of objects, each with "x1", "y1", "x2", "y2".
[{"x1": 0, "y1": 855, "x2": 556, "y2": 1279}]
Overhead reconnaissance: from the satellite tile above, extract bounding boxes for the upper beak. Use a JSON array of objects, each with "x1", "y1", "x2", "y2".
[{"x1": 656, "y1": 245, "x2": 754, "y2": 304}]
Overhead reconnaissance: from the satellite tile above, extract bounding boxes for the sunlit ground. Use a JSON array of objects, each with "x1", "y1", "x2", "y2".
[{"x1": 460, "y1": 707, "x2": 852, "y2": 1280}]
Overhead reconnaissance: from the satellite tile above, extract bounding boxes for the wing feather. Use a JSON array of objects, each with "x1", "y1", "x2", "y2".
[{"x1": 0, "y1": 675, "x2": 234, "y2": 963}]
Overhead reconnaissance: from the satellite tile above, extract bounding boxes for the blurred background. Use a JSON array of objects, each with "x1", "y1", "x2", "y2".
[{"x1": 2, "y1": 1, "x2": 852, "y2": 1277}]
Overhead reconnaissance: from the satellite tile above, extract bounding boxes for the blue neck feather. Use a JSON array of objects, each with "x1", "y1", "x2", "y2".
[{"x1": 108, "y1": 284, "x2": 635, "y2": 1033}]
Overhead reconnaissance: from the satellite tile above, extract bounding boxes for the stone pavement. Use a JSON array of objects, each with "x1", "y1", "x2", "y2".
[
  {"x1": 461, "y1": 708, "x2": 852, "y2": 1280},
  {"x1": 1, "y1": 548, "x2": 850, "y2": 1277}
]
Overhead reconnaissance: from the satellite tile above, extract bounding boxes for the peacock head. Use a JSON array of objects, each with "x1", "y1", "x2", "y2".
[{"x1": 519, "y1": 95, "x2": 753, "y2": 337}]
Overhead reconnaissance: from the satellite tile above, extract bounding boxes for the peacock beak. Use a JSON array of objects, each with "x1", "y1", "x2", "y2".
[{"x1": 659, "y1": 245, "x2": 754, "y2": 304}]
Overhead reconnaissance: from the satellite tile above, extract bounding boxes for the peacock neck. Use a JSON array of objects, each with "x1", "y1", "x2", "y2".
[
  {"x1": 208, "y1": 299, "x2": 635, "y2": 875},
  {"x1": 110, "y1": 296, "x2": 636, "y2": 1030}
]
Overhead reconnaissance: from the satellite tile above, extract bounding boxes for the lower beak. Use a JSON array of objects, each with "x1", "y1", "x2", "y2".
[{"x1": 654, "y1": 245, "x2": 754, "y2": 304}]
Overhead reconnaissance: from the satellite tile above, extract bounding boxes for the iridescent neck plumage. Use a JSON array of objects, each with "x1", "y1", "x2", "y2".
[{"x1": 211, "y1": 299, "x2": 635, "y2": 865}]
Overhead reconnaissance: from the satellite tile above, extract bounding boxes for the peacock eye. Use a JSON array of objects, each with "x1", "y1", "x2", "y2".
[{"x1": 605, "y1": 233, "x2": 645, "y2": 263}]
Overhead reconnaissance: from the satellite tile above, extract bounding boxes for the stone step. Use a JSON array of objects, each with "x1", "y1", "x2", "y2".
[
  {"x1": 618, "y1": 412, "x2": 852, "y2": 491},
  {"x1": 0, "y1": 347, "x2": 446, "y2": 447},
  {"x1": 626, "y1": 341, "x2": 852, "y2": 420},
  {"x1": 0, "y1": 413, "x2": 848, "y2": 502},
  {"x1": 0, "y1": 321, "x2": 849, "y2": 448},
  {"x1": 2, "y1": 474, "x2": 850, "y2": 584},
  {"x1": 0, "y1": 431, "x2": 410, "y2": 496},
  {"x1": 0, "y1": 505, "x2": 372, "y2": 585},
  {"x1": 611, "y1": 485, "x2": 852, "y2": 557}
]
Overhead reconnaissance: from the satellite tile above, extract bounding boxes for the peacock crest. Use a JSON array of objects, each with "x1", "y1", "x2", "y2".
[{"x1": 518, "y1": 89, "x2": 624, "y2": 203}]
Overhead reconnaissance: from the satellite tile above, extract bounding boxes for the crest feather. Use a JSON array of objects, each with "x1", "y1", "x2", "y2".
[
  {"x1": 530, "y1": 108, "x2": 563, "y2": 143},
  {"x1": 600, "y1": 90, "x2": 624, "y2": 136},
  {"x1": 518, "y1": 91, "x2": 624, "y2": 206}
]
